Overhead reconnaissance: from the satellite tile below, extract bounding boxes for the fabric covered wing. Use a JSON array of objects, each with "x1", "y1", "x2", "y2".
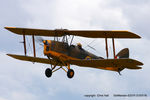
[
  {"x1": 5, "y1": 27, "x2": 141, "y2": 38},
  {"x1": 68, "y1": 30, "x2": 141, "y2": 38},
  {"x1": 7, "y1": 54, "x2": 63, "y2": 66},
  {"x1": 5, "y1": 27, "x2": 63, "y2": 37},
  {"x1": 69, "y1": 59, "x2": 143, "y2": 71}
]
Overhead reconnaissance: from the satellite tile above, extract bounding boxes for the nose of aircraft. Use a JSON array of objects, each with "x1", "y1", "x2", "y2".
[
  {"x1": 43, "y1": 40, "x2": 48, "y2": 45},
  {"x1": 43, "y1": 40, "x2": 46, "y2": 44}
]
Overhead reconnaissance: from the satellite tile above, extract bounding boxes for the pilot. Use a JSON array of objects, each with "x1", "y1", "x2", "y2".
[{"x1": 77, "y1": 43, "x2": 82, "y2": 49}]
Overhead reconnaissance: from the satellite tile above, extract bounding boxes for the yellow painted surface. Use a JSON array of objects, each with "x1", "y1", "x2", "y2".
[
  {"x1": 45, "y1": 50, "x2": 79, "y2": 61},
  {"x1": 97, "y1": 67, "x2": 119, "y2": 71},
  {"x1": 85, "y1": 56, "x2": 91, "y2": 60}
]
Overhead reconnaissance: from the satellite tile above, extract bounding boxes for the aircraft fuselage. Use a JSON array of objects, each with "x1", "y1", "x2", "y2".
[{"x1": 43, "y1": 40, "x2": 102, "y2": 61}]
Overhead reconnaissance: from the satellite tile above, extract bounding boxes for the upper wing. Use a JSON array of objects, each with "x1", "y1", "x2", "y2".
[
  {"x1": 67, "y1": 30, "x2": 141, "y2": 38},
  {"x1": 5, "y1": 27, "x2": 141, "y2": 38},
  {"x1": 7, "y1": 54, "x2": 64, "y2": 66},
  {"x1": 5, "y1": 27, "x2": 63, "y2": 37},
  {"x1": 69, "y1": 59, "x2": 143, "y2": 71}
]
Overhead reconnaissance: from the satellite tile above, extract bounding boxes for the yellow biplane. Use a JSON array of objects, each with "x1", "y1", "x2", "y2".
[{"x1": 5, "y1": 27, "x2": 143, "y2": 78}]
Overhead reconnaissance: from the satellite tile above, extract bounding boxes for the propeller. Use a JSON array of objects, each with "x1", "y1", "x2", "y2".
[
  {"x1": 36, "y1": 36, "x2": 44, "y2": 43},
  {"x1": 35, "y1": 36, "x2": 45, "y2": 46}
]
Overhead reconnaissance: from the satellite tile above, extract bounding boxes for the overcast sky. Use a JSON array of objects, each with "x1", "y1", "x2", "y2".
[{"x1": 1, "y1": 0, "x2": 150, "y2": 100}]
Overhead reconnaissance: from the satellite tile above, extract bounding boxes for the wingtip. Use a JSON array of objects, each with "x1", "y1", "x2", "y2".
[
  {"x1": 6, "y1": 54, "x2": 16, "y2": 57},
  {"x1": 6, "y1": 54, "x2": 10, "y2": 56},
  {"x1": 4, "y1": 27, "x2": 16, "y2": 29},
  {"x1": 129, "y1": 31, "x2": 142, "y2": 39},
  {"x1": 136, "y1": 35, "x2": 141, "y2": 39},
  {"x1": 6, "y1": 54, "x2": 12, "y2": 57}
]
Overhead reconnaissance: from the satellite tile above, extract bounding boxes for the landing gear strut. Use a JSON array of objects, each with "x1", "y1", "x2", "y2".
[{"x1": 45, "y1": 63, "x2": 75, "y2": 78}]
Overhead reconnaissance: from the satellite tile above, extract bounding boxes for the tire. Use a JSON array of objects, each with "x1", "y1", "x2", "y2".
[
  {"x1": 67, "y1": 69, "x2": 74, "y2": 78},
  {"x1": 45, "y1": 68, "x2": 52, "y2": 78}
]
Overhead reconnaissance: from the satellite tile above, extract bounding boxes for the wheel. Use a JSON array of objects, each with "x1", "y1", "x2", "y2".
[
  {"x1": 45, "y1": 68, "x2": 52, "y2": 78},
  {"x1": 67, "y1": 69, "x2": 74, "y2": 78}
]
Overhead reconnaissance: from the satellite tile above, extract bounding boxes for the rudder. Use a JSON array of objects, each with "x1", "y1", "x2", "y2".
[{"x1": 116, "y1": 48, "x2": 129, "y2": 58}]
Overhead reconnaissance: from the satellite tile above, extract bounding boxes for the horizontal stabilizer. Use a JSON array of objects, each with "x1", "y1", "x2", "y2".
[
  {"x1": 7, "y1": 54, "x2": 63, "y2": 66},
  {"x1": 5, "y1": 27, "x2": 141, "y2": 38},
  {"x1": 126, "y1": 65, "x2": 142, "y2": 69}
]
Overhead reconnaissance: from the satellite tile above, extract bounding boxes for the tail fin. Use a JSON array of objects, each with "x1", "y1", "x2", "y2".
[
  {"x1": 115, "y1": 48, "x2": 129, "y2": 75},
  {"x1": 116, "y1": 48, "x2": 129, "y2": 58}
]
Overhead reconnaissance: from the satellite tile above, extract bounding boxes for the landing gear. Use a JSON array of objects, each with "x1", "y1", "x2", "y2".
[
  {"x1": 45, "y1": 61, "x2": 74, "y2": 78},
  {"x1": 45, "y1": 68, "x2": 52, "y2": 78},
  {"x1": 67, "y1": 69, "x2": 74, "y2": 78}
]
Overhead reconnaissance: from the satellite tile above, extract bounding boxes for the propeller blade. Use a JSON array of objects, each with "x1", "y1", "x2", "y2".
[
  {"x1": 35, "y1": 37, "x2": 44, "y2": 46},
  {"x1": 35, "y1": 36, "x2": 44, "y2": 43}
]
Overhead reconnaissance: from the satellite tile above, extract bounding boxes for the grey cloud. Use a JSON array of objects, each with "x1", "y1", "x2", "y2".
[
  {"x1": 0, "y1": 0, "x2": 32, "y2": 53},
  {"x1": 110, "y1": 0, "x2": 150, "y2": 38}
]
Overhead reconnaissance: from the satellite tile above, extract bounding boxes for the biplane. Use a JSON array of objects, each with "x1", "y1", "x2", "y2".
[{"x1": 5, "y1": 27, "x2": 143, "y2": 78}]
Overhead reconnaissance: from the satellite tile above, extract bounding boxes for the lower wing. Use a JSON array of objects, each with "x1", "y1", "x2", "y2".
[
  {"x1": 7, "y1": 54, "x2": 64, "y2": 66},
  {"x1": 7, "y1": 54, "x2": 143, "y2": 72},
  {"x1": 68, "y1": 59, "x2": 143, "y2": 71}
]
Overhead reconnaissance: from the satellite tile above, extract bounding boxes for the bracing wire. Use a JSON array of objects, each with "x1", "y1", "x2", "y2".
[
  {"x1": 76, "y1": 37, "x2": 97, "y2": 51},
  {"x1": 73, "y1": 37, "x2": 102, "y2": 56}
]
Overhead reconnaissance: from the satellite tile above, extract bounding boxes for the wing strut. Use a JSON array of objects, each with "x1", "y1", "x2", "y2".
[
  {"x1": 112, "y1": 38, "x2": 116, "y2": 58},
  {"x1": 70, "y1": 36, "x2": 74, "y2": 45},
  {"x1": 32, "y1": 35, "x2": 36, "y2": 57},
  {"x1": 105, "y1": 38, "x2": 109, "y2": 58},
  {"x1": 105, "y1": 38, "x2": 116, "y2": 59},
  {"x1": 22, "y1": 33, "x2": 36, "y2": 57},
  {"x1": 23, "y1": 34, "x2": 27, "y2": 56}
]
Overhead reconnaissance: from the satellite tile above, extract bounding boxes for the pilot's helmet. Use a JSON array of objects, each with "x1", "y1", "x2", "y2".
[{"x1": 77, "y1": 43, "x2": 82, "y2": 48}]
